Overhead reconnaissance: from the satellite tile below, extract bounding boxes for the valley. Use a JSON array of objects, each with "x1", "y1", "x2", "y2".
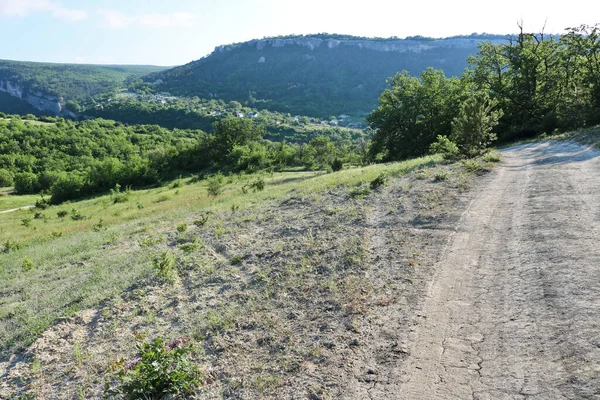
[{"x1": 1, "y1": 14, "x2": 600, "y2": 399}]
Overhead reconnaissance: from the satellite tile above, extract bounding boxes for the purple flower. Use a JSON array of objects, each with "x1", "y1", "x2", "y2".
[
  {"x1": 166, "y1": 336, "x2": 191, "y2": 350},
  {"x1": 125, "y1": 357, "x2": 141, "y2": 370}
]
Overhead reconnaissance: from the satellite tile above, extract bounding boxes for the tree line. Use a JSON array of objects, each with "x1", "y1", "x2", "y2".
[
  {"x1": 368, "y1": 24, "x2": 600, "y2": 161},
  {"x1": 0, "y1": 115, "x2": 364, "y2": 203}
]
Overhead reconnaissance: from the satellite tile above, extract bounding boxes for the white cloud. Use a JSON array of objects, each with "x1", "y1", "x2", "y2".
[
  {"x1": 0, "y1": 0, "x2": 87, "y2": 21},
  {"x1": 98, "y1": 9, "x2": 195, "y2": 29}
]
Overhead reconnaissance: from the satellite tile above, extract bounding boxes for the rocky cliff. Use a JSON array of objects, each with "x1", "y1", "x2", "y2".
[
  {"x1": 0, "y1": 79, "x2": 76, "y2": 117},
  {"x1": 214, "y1": 36, "x2": 508, "y2": 55}
]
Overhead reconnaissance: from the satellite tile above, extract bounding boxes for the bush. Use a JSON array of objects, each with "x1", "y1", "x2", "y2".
[
  {"x1": 176, "y1": 223, "x2": 188, "y2": 233},
  {"x1": 370, "y1": 173, "x2": 388, "y2": 190},
  {"x1": 153, "y1": 251, "x2": 177, "y2": 283},
  {"x1": 106, "y1": 332, "x2": 202, "y2": 399},
  {"x1": 193, "y1": 212, "x2": 210, "y2": 227},
  {"x1": 206, "y1": 174, "x2": 224, "y2": 197},
  {"x1": 429, "y1": 135, "x2": 460, "y2": 161},
  {"x1": 50, "y1": 173, "x2": 84, "y2": 204},
  {"x1": 14, "y1": 172, "x2": 39, "y2": 194},
  {"x1": 22, "y1": 258, "x2": 35, "y2": 272},
  {"x1": 434, "y1": 171, "x2": 449, "y2": 181},
  {"x1": 35, "y1": 196, "x2": 51, "y2": 210},
  {"x1": 349, "y1": 184, "x2": 371, "y2": 198},
  {"x1": 331, "y1": 158, "x2": 344, "y2": 172},
  {"x1": 248, "y1": 177, "x2": 265, "y2": 192},
  {"x1": 110, "y1": 184, "x2": 130, "y2": 204},
  {"x1": 0, "y1": 168, "x2": 14, "y2": 187}
]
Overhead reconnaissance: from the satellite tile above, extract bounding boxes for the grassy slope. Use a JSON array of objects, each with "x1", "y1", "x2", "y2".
[
  {"x1": 0, "y1": 157, "x2": 438, "y2": 351},
  {"x1": 0, "y1": 153, "x2": 503, "y2": 398}
]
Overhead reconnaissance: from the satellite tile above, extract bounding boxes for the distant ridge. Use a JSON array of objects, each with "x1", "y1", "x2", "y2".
[{"x1": 149, "y1": 34, "x2": 508, "y2": 117}]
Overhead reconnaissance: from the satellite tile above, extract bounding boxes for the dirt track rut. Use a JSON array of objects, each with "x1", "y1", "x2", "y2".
[{"x1": 399, "y1": 141, "x2": 600, "y2": 399}]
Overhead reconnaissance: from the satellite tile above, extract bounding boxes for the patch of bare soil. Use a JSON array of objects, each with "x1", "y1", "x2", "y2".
[{"x1": 0, "y1": 161, "x2": 484, "y2": 399}]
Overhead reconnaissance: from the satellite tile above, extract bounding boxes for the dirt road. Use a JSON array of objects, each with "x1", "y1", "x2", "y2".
[
  {"x1": 399, "y1": 141, "x2": 600, "y2": 399},
  {"x1": 0, "y1": 205, "x2": 34, "y2": 214}
]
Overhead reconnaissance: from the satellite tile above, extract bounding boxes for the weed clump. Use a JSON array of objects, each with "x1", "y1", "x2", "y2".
[
  {"x1": 22, "y1": 258, "x2": 34, "y2": 272},
  {"x1": 35, "y1": 196, "x2": 51, "y2": 210},
  {"x1": 176, "y1": 223, "x2": 188, "y2": 233},
  {"x1": 193, "y1": 212, "x2": 210, "y2": 228},
  {"x1": 70, "y1": 208, "x2": 86, "y2": 221},
  {"x1": 106, "y1": 332, "x2": 202, "y2": 399},
  {"x1": 434, "y1": 171, "x2": 449, "y2": 181},
  {"x1": 153, "y1": 251, "x2": 178, "y2": 283},
  {"x1": 370, "y1": 173, "x2": 389, "y2": 190},
  {"x1": 349, "y1": 184, "x2": 371, "y2": 198},
  {"x1": 57, "y1": 210, "x2": 68, "y2": 218},
  {"x1": 2, "y1": 239, "x2": 20, "y2": 253}
]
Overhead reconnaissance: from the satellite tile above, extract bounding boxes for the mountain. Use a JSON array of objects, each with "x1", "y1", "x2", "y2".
[
  {"x1": 0, "y1": 60, "x2": 166, "y2": 116},
  {"x1": 148, "y1": 34, "x2": 509, "y2": 118}
]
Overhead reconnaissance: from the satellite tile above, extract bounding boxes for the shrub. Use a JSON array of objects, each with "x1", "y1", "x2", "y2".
[
  {"x1": 110, "y1": 184, "x2": 130, "y2": 204},
  {"x1": 193, "y1": 212, "x2": 210, "y2": 227},
  {"x1": 247, "y1": 177, "x2": 265, "y2": 192},
  {"x1": 22, "y1": 258, "x2": 35, "y2": 272},
  {"x1": 50, "y1": 173, "x2": 84, "y2": 204},
  {"x1": 206, "y1": 174, "x2": 224, "y2": 197},
  {"x1": 483, "y1": 152, "x2": 502, "y2": 163},
  {"x1": 176, "y1": 223, "x2": 188, "y2": 233},
  {"x1": 370, "y1": 173, "x2": 388, "y2": 190},
  {"x1": 434, "y1": 171, "x2": 449, "y2": 181},
  {"x1": 93, "y1": 218, "x2": 106, "y2": 232},
  {"x1": 0, "y1": 168, "x2": 14, "y2": 187},
  {"x1": 21, "y1": 217, "x2": 33, "y2": 228},
  {"x1": 2, "y1": 239, "x2": 20, "y2": 253},
  {"x1": 70, "y1": 208, "x2": 86, "y2": 221},
  {"x1": 153, "y1": 251, "x2": 177, "y2": 283},
  {"x1": 349, "y1": 184, "x2": 371, "y2": 198},
  {"x1": 57, "y1": 210, "x2": 68, "y2": 218},
  {"x1": 35, "y1": 196, "x2": 51, "y2": 210},
  {"x1": 331, "y1": 158, "x2": 344, "y2": 172},
  {"x1": 230, "y1": 255, "x2": 243, "y2": 265},
  {"x1": 429, "y1": 135, "x2": 460, "y2": 161},
  {"x1": 170, "y1": 179, "x2": 183, "y2": 189},
  {"x1": 14, "y1": 172, "x2": 39, "y2": 194},
  {"x1": 106, "y1": 332, "x2": 202, "y2": 399}
]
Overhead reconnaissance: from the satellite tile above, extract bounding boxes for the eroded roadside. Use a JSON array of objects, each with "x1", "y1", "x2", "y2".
[
  {"x1": 399, "y1": 141, "x2": 600, "y2": 399},
  {"x1": 1, "y1": 158, "x2": 490, "y2": 399}
]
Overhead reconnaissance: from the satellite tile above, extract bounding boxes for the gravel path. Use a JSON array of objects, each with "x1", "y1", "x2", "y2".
[{"x1": 399, "y1": 141, "x2": 600, "y2": 399}]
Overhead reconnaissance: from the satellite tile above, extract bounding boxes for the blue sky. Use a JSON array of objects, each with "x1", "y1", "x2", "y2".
[{"x1": 1, "y1": 0, "x2": 599, "y2": 66}]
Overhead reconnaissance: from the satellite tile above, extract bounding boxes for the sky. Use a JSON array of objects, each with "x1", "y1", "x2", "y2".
[{"x1": 1, "y1": 0, "x2": 599, "y2": 66}]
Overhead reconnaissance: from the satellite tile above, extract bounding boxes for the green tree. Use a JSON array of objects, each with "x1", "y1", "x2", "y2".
[
  {"x1": 367, "y1": 68, "x2": 464, "y2": 160},
  {"x1": 450, "y1": 91, "x2": 503, "y2": 157},
  {"x1": 210, "y1": 117, "x2": 265, "y2": 162}
]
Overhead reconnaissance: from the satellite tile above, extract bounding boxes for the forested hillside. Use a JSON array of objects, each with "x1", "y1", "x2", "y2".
[
  {"x1": 147, "y1": 34, "x2": 508, "y2": 117},
  {"x1": 0, "y1": 60, "x2": 166, "y2": 115}
]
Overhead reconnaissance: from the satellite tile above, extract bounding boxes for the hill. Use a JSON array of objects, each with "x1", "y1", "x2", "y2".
[
  {"x1": 0, "y1": 60, "x2": 166, "y2": 116},
  {"x1": 148, "y1": 34, "x2": 508, "y2": 117}
]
